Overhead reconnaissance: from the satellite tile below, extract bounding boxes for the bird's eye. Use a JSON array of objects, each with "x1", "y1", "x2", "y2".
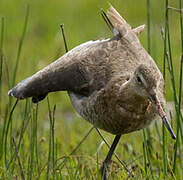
[{"x1": 136, "y1": 76, "x2": 142, "y2": 84}]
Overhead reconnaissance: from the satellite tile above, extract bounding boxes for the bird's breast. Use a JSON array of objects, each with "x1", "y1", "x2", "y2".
[{"x1": 68, "y1": 84, "x2": 157, "y2": 135}]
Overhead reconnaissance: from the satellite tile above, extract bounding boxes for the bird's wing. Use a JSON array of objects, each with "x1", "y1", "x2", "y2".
[
  {"x1": 8, "y1": 6, "x2": 146, "y2": 103},
  {"x1": 8, "y1": 60, "x2": 90, "y2": 103},
  {"x1": 8, "y1": 40, "x2": 109, "y2": 103},
  {"x1": 8, "y1": 63, "x2": 89, "y2": 103}
]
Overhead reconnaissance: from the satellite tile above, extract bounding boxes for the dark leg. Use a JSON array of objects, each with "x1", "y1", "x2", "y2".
[{"x1": 100, "y1": 134, "x2": 121, "y2": 180}]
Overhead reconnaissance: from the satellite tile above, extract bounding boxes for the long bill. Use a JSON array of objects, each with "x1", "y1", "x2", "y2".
[{"x1": 150, "y1": 94, "x2": 176, "y2": 140}]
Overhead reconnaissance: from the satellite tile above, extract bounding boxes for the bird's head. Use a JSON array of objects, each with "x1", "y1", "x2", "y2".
[{"x1": 132, "y1": 64, "x2": 176, "y2": 139}]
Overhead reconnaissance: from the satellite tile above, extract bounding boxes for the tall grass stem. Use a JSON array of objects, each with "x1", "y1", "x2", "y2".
[
  {"x1": 12, "y1": 5, "x2": 29, "y2": 88},
  {"x1": 0, "y1": 17, "x2": 4, "y2": 112}
]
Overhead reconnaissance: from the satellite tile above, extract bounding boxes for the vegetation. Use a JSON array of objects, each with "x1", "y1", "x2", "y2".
[{"x1": 0, "y1": 0, "x2": 182, "y2": 179}]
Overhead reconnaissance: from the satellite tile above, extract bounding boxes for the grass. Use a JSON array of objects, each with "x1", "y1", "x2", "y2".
[{"x1": 0, "y1": 0, "x2": 183, "y2": 179}]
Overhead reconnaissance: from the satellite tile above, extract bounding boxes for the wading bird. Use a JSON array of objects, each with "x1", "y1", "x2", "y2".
[{"x1": 8, "y1": 6, "x2": 176, "y2": 179}]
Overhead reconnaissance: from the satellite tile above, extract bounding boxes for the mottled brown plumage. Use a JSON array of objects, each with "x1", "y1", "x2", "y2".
[{"x1": 8, "y1": 6, "x2": 175, "y2": 179}]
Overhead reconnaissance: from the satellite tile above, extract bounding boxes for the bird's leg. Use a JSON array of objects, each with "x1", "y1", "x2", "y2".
[{"x1": 100, "y1": 134, "x2": 121, "y2": 180}]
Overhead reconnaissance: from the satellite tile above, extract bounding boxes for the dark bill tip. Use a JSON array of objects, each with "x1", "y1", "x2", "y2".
[
  {"x1": 150, "y1": 94, "x2": 176, "y2": 140},
  {"x1": 162, "y1": 116, "x2": 176, "y2": 140}
]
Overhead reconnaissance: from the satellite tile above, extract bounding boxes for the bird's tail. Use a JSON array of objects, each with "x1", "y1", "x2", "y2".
[{"x1": 107, "y1": 5, "x2": 145, "y2": 39}]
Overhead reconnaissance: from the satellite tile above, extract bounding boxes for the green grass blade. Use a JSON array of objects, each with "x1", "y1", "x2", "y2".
[
  {"x1": 12, "y1": 137, "x2": 25, "y2": 180},
  {"x1": 146, "y1": 0, "x2": 153, "y2": 154},
  {"x1": 172, "y1": 0, "x2": 183, "y2": 173},
  {"x1": 0, "y1": 17, "x2": 4, "y2": 112},
  {"x1": 143, "y1": 129, "x2": 155, "y2": 180},
  {"x1": 46, "y1": 97, "x2": 52, "y2": 180},
  {"x1": 162, "y1": 2, "x2": 168, "y2": 176},
  {"x1": 57, "y1": 126, "x2": 94, "y2": 170},
  {"x1": 164, "y1": 0, "x2": 183, "y2": 174},
  {"x1": 146, "y1": 0, "x2": 151, "y2": 54},
  {"x1": 0, "y1": 17, "x2": 5, "y2": 162},
  {"x1": 28, "y1": 103, "x2": 38, "y2": 180},
  {"x1": 4, "y1": 99, "x2": 19, "y2": 168},
  {"x1": 11, "y1": 5, "x2": 29, "y2": 88},
  {"x1": 142, "y1": 141, "x2": 147, "y2": 177}
]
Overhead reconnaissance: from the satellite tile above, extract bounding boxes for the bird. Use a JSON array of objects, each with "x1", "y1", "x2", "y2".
[{"x1": 8, "y1": 6, "x2": 176, "y2": 179}]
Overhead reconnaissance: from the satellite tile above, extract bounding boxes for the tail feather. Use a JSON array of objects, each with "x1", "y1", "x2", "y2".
[
  {"x1": 107, "y1": 5, "x2": 141, "y2": 44},
  {"x1": 107, "y1": 5, "x2": 131, "y2": 34}
]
